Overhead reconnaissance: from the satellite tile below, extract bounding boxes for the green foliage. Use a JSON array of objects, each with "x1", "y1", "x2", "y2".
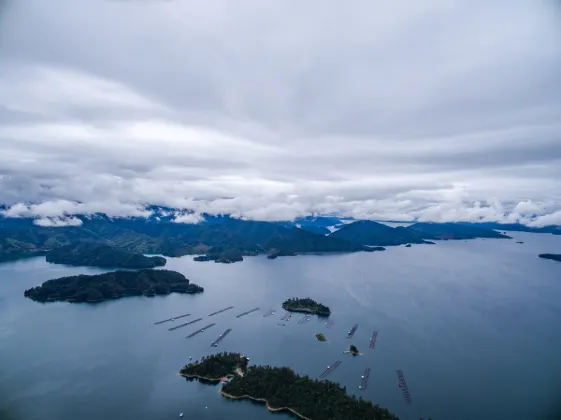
[
  {"x1": 180, "y1": 352, "x2": 249, "y2": 380},
  {"x1": 282, "y1": 297, "x2": 331, "y2": 316},
  {"x1": 315, "y1": 333, "x2": 327, "y2": 342},
  {"x1": 24, "y1": 269, "x2": 203, "y2": 303},
  {"x1": 222, "y1": 365, "x2": 399, "y2": 420},
  {"x1": 45, "y1": 242, "x2": 166, "y2": 268},
  {"x1": 349, "y1": 344, "x2": 359, "y2": 354}
]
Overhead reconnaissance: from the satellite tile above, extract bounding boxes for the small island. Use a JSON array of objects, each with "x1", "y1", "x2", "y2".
[
  {"x1": 24, "y1": 269, "x2": 203, "y2": 303},
  {"x1": 180, "y1": 352, "x2": 399, "y2": 420},
  {"x1": 193, "y1": 247, "x2": 244, "y2": 264},
  {"x1": 282, "y1": 298, "x2": 331, "y2": 316},
  {"x1": 348, "y1": 344, "x2": 360, "y2": 355},
  {"x1": 315, "y1": 332, "x2": 327, "y2": 342},
  {"x1": 539, "y1": 253, "x2": 561, "y2": 263},
  {"x1": 45, "y1": 242, "x2": 166, "y2": 269}
]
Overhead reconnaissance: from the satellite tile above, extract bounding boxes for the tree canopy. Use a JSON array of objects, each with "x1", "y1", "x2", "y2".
[
  {"x1": 282, "y1": 297, "x2": 331, "y2": 316},
  {"x1": 24, "y1": 269, "x2": 203, "y2": 303},
  {"x1": 180, "y1": 352, "x2": 248, "y2": 380},
  {"x1": 222, "y1": 364, "x2": 399, "y2": 420}
]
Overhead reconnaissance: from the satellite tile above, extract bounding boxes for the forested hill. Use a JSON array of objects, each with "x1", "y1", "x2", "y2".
[
  {"x1": 330, "y1": 220, "x2": 511, "y2": 246},
  {"x1": 407, "y1": 223, "x2": 511, "y2": 240},
  {"x1": 329, "y1": 220, "x2": 429, "y2": 246},
  {"x1": 464, "y1": 222, "x2": 561, "y2": 235},
  {"x1": 46, "y1": 242, "x2": 166, "y2": 269}
]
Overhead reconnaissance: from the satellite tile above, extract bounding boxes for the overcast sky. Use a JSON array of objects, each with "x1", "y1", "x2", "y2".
[{"x1": 1, "y1": 0, "x2": 560, "y2": 225}]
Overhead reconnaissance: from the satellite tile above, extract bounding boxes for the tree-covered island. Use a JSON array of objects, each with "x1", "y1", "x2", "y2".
[
  {"x1": 282, "y1": 297, "x2": 331, "y2": 316},
  {"x1": 24, "y1": 269, "x2": 203, "y2": 303},
  {"x1": 348, "y1": 344, "x2": 360, "y2": 355},
  {"x1": 315, "y1": 332, "x2": 327, "y2": 342},
  {"x1": 179, "y1": 352, "x2": 399, "y2": 420}
]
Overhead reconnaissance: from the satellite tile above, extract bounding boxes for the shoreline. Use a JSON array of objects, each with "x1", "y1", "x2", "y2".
[
  {"x1": 220, "y1": 390, "x2": 312, "y2": 420},
  {"x1": 282, "y1": 306, "x2": 330, "y2": 316},
  {"x1": 178, "y1": 373, "x2": 221, "y2": 383}
]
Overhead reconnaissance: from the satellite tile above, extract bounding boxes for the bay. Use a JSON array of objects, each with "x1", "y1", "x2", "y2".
[{"x1": 1, "y1": 231, "x2": 560, "y2": 420}]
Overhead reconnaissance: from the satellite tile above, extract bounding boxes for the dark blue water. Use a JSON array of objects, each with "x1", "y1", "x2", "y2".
[{"x1": 1, "y1": 232, "x2": 561, "y2": 420}]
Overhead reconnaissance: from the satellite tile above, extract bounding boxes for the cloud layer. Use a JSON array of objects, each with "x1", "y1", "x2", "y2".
[{"x1": 1, "y1": 0, "x2": 560, "y2": 225}]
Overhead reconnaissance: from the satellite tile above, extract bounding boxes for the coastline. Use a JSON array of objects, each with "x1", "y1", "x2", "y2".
[
  {"x1": 282, "y1": 306, "x2": 330, "y2": 316},
  {"x1": 220, "y1": 390, "x2": 312, "y2": 420},
  {"x1": 178, "y1": 373, "x2": 221, "y2": 383}
]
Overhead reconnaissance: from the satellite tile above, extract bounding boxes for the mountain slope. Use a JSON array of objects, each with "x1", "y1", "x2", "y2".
[
  {"x1": 329, "y1": 220, "x2": 428, "y2": 246},
  {"x1": 463, "y1": 222, "x2": 560, "y2": 235},
  {"x1": 0, "y1": 215, "x2": 369, "y2": 263},
  {"x1": 407, "y1": 223, "x2": 511, "y2": 240},
  {"x1": 46, "y1": 242, "x2": 166, "y2": 269},
  {"x1": 263, "y1": 226, "x2": 365, "y2": 253}
]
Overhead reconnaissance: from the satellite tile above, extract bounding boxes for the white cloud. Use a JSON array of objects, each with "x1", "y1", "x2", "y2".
[
  {"x1": 0, "y1": 0, "x2": 560, "y2": 223},
  {"x1": 172, "y1": 212, "x2": 204, "y2": 224},
  {"x1": 2, "y1": 200, "x2": 152, "y2": 219},
  {"x1": 33, "y1": 216, "x2": 83, "y2": 227},
  {"x1": 529, "y1": 210, "x2": 561, "y2": 228}
]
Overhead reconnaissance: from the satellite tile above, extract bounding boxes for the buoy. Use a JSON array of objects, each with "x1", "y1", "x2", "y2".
[{"x1": 179, "y1": 413, "x2": 184, "y2": 418}]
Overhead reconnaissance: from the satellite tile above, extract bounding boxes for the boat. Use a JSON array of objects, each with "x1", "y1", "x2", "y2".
[{"x1": 179, "y1": 413, "x2": 183, "y2": 418}]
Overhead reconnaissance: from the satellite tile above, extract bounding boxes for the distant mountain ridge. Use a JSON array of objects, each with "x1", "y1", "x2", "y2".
[
  {"x1": 2, "y1": 211, "x2": 556, "y2": 265},
  {"x1": 329, "y1": 220, "x2": 510, "y2": 246}
]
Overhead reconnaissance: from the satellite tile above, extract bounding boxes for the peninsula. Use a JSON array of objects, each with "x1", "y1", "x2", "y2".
[
  {"x1": 24, "y1": 269, "x2": 203, "y2": 303},
  {"x1": 45, "y1": 242, "x2": 166, "y2": 269},
  {"x1": 539, "y1": 253, "x2": 561, "y2": 263},
  {"x1": 193, "y1": 247, "x2": 244, "y2": 263},
  {"x1": 179, "y1": 352, "x2": 399, "y2": 420},
  {"x1": 179, "y1": 352, "x2": 248, "y2": 382},
  {"x1": 282, "y1": 297, "x2": 331, "y2": 316}
]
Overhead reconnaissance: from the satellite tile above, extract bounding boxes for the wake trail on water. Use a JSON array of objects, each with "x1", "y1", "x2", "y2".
[{"x1": 343, "y1": 283, "x2": 370, "y2": 309}]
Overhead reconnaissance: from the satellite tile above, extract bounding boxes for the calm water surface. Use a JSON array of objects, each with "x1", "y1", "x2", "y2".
[{"x1": 1, "y1": 232, "x2": 561, "y2": 420}]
